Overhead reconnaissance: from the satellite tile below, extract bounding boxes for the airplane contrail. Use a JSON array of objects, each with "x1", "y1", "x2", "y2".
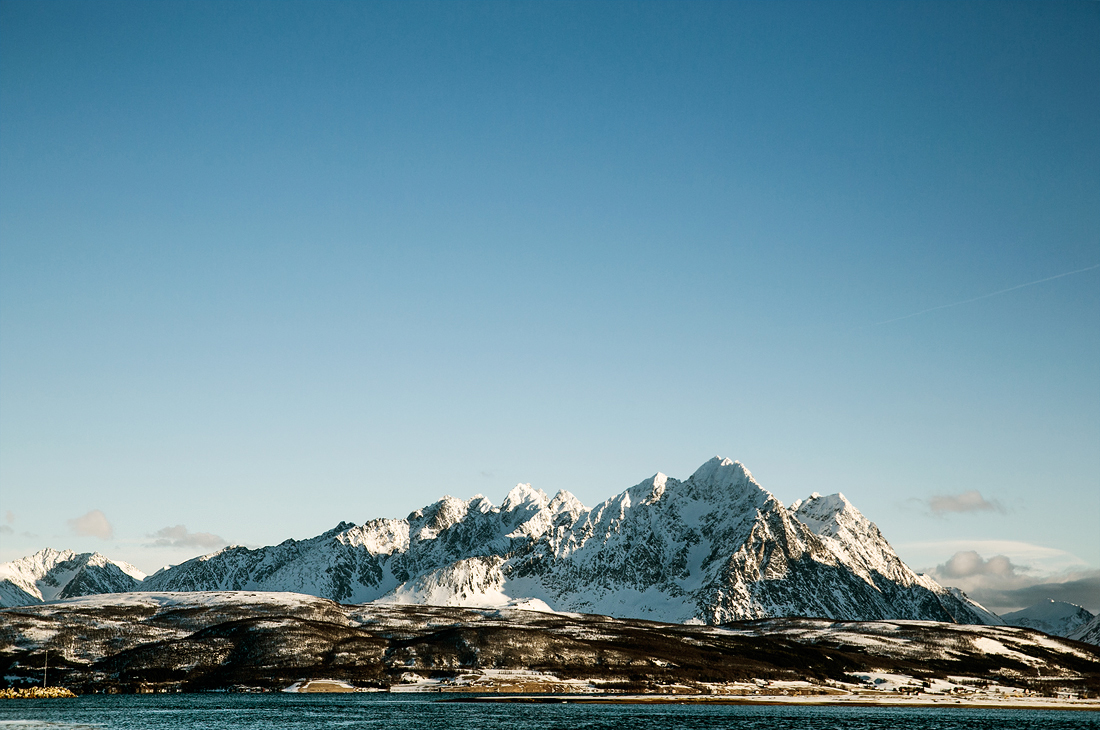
[{"x1": 872, "y1": 263, "x2": 1100, "y2": 326}]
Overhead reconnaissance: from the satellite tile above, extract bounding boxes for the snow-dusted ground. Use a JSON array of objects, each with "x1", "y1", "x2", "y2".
[
  {"x1": 724, "y1": 617, "x2": 1099, "y2": 668},
  {"x1": 50, "y1": 591, "x2": 336, "y2": 612},
  {"x1": 3, "y1": 592, "x2": 1097, "y2": 699}
]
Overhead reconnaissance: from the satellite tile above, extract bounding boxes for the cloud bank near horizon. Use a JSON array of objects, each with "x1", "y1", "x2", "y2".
[{"x1": 929, "y1": 549, "x2": 1100, "y2": 614}]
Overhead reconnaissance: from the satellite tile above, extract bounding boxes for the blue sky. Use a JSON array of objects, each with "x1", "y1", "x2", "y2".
[{"x1": 1, "y1": 1, "x2": 1097, "y2": 611}]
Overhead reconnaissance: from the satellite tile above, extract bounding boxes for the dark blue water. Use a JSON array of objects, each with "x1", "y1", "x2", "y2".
[{"x1": 0, "y1": 694, "x2": 1097, "y2": 729}]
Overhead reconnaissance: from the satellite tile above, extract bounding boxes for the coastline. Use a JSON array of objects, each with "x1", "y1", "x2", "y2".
[{"x1": 440, "y1": 693, "x2": 1100, "y2": 711}]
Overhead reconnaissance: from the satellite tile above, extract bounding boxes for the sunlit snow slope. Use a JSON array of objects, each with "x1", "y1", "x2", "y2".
[{"x1": 0, "y1": 549, "x2": 145, "y2": 606}]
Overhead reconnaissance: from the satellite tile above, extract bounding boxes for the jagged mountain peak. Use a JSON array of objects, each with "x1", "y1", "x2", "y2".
[
  {"x1": 781, "y1": 490, "x2": 1002, "y2": 627},
  {"x1": 337, "y1": 519, "x2": 409, "y2": 555},
  {"x1": 790, "y1": 492, "x2": 863, "y2": 536},
  {"x1": 0, "y1": 548, "x2": 145, "y2": 607},
  {"x1": 620, "y1": 472, "x2": 671, "y2": 506},
  {"x1": 408, "y1": 494, "x2": 493, "y2": 541},
  {"x1": 0, "y1": 548, "x2": 144, "y2": 582},
  {"x1": 1, "y1": 547, "x2": 77, "y2": 573},
  {"x1": 690, "y1": 455, "x2": 748, "y2": 481},
  {"x1": 684, "y1": 456, "x2": 772, "y2": 504},
  {"x1": 548, "y1": 489, "x2": 586, "y2": 514},
  {"x1": 81, "y1": 552, "x2": 145, "y2": 581},
  {"x1": 502, "y1": 483, "x2": 550, "y2": 512},
  {"x1": 790, "y1": 490, "x2": 904, "y2": 572}
]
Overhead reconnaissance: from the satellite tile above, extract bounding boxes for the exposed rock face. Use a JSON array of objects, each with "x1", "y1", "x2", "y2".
[
  {"x1": 126, "y1": 457, "x2": 999, "y2": 625},
  {"x1": 0, "y1": 549, "x2": 145, "y2": 607}
]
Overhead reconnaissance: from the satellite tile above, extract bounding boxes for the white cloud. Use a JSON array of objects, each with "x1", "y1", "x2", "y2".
[
  {"x1": 67, "y1": 510, "x2": 114, "y2": 540},
  {"x1": 926, "y1": 490, "x2": 1004, "y2": 515},
  {"x1": 147, "y1": 525, "x2": 226, "y2": 550},
  {"x1": 938, "y1": 550, "x2": 1018, "y2": 579},
  {"x1": 0, "y1": 525, "x2": 11, "y2": 536},
  {"x1": 4, "y1": 511, "x2": 13, "y2": 524},
  {"x1": 926, "y1": 549, "x2": 1100, "y2": 614}
]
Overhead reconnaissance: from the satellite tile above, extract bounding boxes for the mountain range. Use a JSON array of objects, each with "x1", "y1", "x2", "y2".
[{"x1": 0, "y1": 457, "x2": 1003, "y2": 626}]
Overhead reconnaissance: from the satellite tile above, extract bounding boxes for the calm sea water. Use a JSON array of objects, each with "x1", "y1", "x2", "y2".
[{"x1": 0, "y1": 694, "x2": 1097, "y2": 730}]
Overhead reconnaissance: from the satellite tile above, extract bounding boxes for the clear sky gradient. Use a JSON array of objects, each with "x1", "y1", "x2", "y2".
[{"x1": 1, "y1": 1, "x2": 1097, "y2": 610}]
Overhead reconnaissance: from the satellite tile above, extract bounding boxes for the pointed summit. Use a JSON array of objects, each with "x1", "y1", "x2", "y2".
[
  {"x1": 502, "y1": 483, "x2": 549, "y2": 512},
  {"x1": 684, "y1": 456, "x2": 771, "y2": 504},
  {"x1": 692, "y1": 455, "x2": 746, "y2": 478},
  {"x1": 547, "y1": 489, "x2": 586, "y2": 516},
  {"x1": 623, "y1": 472, "x2": 670, "y2": 505},
  {"x1": 790, "y1": 492, "x2": 859, "y2": 537}
]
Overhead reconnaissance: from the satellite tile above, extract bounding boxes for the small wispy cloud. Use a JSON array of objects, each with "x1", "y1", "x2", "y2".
[
  {"x1": 4, "y1": 511, "x2": 13, "y2": 525},
  {"x1": 873, "y1": 263, "x2": 1100, "y2": 326},
  {"x1": 0, "y1": 525, "x2": 12, "y2": 536},
  {"x1": 147, "y1": 525, "x2": 227, "y2": 550},
  {"x1": 67, "y1": 510, "x2": 114, "y2": 539},
  {"x1": 926, "y1": 490, "x2": 1004, "y2": 516}
]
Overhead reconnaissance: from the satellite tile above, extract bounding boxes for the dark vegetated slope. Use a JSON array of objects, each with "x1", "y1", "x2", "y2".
[
  {"x1": 99, "y1": 616, "x2": 390, "y2": 690},
  {"x1": 1, "y1": 596, "x2": 1097, "y2": 694}
]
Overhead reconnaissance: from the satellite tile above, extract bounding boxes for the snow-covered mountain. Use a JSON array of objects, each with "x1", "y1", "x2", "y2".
[
  {"x1": 130, "y1": 456, "x2": 999, "y2": 625},
  {"x1": 0, "y1": 548, "x2": 145, "y2": 607},
  {"x1": 1069, "y1": 613, "x2": 1100, "y2": 646},
  {"x1": 1001, "y1": 600, "x2": 1096, "y2": 638}
]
